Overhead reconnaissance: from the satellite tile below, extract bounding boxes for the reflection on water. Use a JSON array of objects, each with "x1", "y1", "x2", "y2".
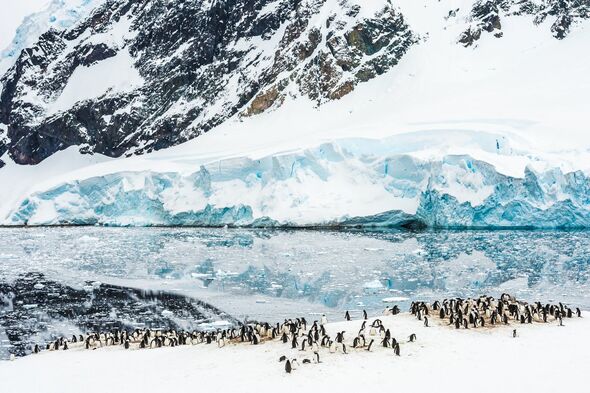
[{"x1": 0, "y1": 227, "x2": 589, "y2": 318}]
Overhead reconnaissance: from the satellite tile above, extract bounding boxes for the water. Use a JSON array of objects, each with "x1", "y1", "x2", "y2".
[{"x1": 1, "y1": 228, "x2": 589, "y2": 357}]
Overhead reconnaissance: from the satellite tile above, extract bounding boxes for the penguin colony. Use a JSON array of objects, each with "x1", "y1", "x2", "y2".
[
  {"x1": 24, "y1": 293, "x2": 581, "y2": 375},
  {"x1": 409, "y1": 293, "x2": 582, "y2": 330}
]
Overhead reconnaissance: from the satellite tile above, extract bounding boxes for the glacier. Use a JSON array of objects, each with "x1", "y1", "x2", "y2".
[{"x1": 6, "y1": 132, "x2": 590, "y2": 228}]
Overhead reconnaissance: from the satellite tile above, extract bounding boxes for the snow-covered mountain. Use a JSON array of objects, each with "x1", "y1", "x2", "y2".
[{"x1": 1, "y1": 0, "x2": 590, "y2": 228}]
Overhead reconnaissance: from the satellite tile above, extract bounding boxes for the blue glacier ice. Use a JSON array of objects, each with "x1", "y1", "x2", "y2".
[{"x1": 7, "y1": 139, "x2": 590, "y2": 228}]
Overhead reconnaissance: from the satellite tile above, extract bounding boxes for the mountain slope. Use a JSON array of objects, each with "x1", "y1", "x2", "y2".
[
  {"x1": 0, "y1": 0, "x2": 416, "y2": 166},
  {"x1": 0, "y1": 0, "x2": 589, "y2": 228}
]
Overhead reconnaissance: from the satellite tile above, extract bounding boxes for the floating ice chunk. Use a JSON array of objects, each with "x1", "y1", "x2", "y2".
[{"x1": 382, "y1": 296, "x2": 409, "y2": 302}]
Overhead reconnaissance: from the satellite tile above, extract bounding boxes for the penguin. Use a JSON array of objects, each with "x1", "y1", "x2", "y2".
[
  {"x1": 63, "y1": 341, "x2": 68, "y2": 350},
  {"x1": 281, "y1": 332, "x2": 289, "y2": 343},
  {"x1": 291, "y1": 335, "x2": 298, "y2": 349},
  {"x1": 314, "y1": 351, "x2": 320, "y2": 364},
  {"x1": 512, "y1": 329, "x2": 517, "y2": 338},
  {"x1": 345, "y1": 311, "x2": 351, "y2": 321},
  {"x1": 279, "y1": 355, "x2": 287, "y2": 362},
  {"x1": 302, "y1": 359, "x2": 311, "y2": 364},
  {"x1": 366, "y1": 339, "x2": 374, "y2": 352},
  {"x1": 576, "y1": 308, "x2": 582, "y2": 317},
  {"x1": 124, "y1": 339, "x2": 130, "y2": 349},
  {"x1": 342, "y1": 343, "x2": 348, "y2": 354},
  {"x1": 409, "y1": 334, "x2": 416, "y2": 342},
  {"x1": 423, "y1": 316, "x2": 429, "y2": 327},
  {"x1": 33, "y1": 344, "x2": 40, "y2": 354},
  {"x1": 320, "y1": 314, "x2": 328, "y2": 326},
  {"x1": 363, "y1": 310, "x2": 368, "y2": 320},
  {"x1": 393, "y1": 343, "x2": 400, "y2": 356},
  {"x1": 285, "y1": 360, "x2": 292, "y2": 374}
]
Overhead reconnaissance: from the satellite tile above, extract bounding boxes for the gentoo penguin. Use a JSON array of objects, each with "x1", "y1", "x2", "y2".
[
  {"x1": 393, "y1": 343, "x2": 400, "y2": 356},
  {"x1": 314, "y1": 351, "x2": 320, "y2": 363},
  {"x1": 124, "y1": 339, "x2": 130, "y2": 349},
  {"x1": 302, "y1": 359, "x2": 311, "y2": 364},
  {"x1": 33, "y1": 344, "x2": 40, "y2": 354},
  {"x1": 285, "y1": 360, "x2": 292, "y2": 374},
  {"x1": 363, "y1": 310, "x2": 368, "y2": 320},
  {"x1": 279, "y1": 355, "x2": 287, "y2": 362},
  {"x1": 409, "y1": 334, "x2": 416, "y2": 342},
  {"x1": 576, "y1": 308, "x2": 582, "y2": 317},
  {"x1": 512, "y1": 329, "x2": 517, "y2": 338},
  {"x1": 424, "y1": 316, "x2": 429, "y2": 327},
  {"x1": 291, "y1": 359, "x2": 299, "y2": 370},
  {"x1": 63, "y1": 342, "x2": 68, "y2": 350},
  {"x1": 367, "y1": 339, "x2": 374, "y2": 352},
  {"x1": 320, "y1": 314, "x2": 328, "y2": 326},
  {"x1": 345, "y1": 311, "x2": 351, "y2": 321}
]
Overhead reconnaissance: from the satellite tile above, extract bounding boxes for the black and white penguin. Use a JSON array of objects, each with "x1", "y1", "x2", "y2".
[
  {"x1": 393, "y1": 343, "x2": 400, "y2": 356},
  {"x1": 314, "y1": 351, "x2": 320, "y2": 364},
  {"x1": 285, "y1": 360, "x2": 292, "y2": 374},
  {"x1": 576, "y1": 308, "x2": 582, "y2": 317},
  {"x1": 363, "y1": 310, "x2": 368, "y2": 320},
  {"x1": 512, "y1": 329, "x2": 517, "y2": 338},
  {"x1": 124, "y1": 339, "x2": 130, "y2": 349},
  {"x1": 424, "y1": 316, "x2": 429, "y2": 327},
  {"x1": 279, "y1": 355, "x2": 287, "y2": 362},
  {"x1": 345, "y1": 311, "x2": 351, "y2": 321},
  {"x1": 33, "y1": 344, "x2": 40, "y2": 354},
  {"x1": 409, "y1": 334, "x2": 416, "y2": 342},
  {"x1": 367, "y1": 339, "x2": 374, "y2": 352},
  {"x1": 302, "y1": 359, "x2": 311, "y2": 364}
]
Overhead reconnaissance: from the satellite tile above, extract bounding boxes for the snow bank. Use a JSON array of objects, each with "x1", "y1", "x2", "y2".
[{"x1": 1, "y1": 314, "x2": 588, "y2": 393}]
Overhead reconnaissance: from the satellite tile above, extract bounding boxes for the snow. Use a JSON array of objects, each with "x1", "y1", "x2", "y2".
[
  {"x1": 0, "y1": 0, "x2": 107, "y2": 75},
  {"x1": 48, "y1": 49, "x2": 143, "y2": 115},
  {"x1": 0, "y1": 313, "x2": 588, "y2": 393}
]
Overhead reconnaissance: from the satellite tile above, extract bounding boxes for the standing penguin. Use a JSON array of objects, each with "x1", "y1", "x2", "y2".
[
  {"x1": 363, "y1": 310, "x2": 368, "y2": 320},
  {"x1": 285, "y1": 360, "x2": 292, "y2": 374},
  {"x1": 393, "y1": 343, "x2": 400, "y2": 356},
  {"x1": 345, "y1": 311, "x2": 351, "y2": 321},
  {"x1": 366, "y1": 339, "x2": 374, "y2": 352},
  {"x1": 409, "y1": 334, "x2": 416, "y2": 342},
  {"x1": 576, "y1": 308, "x2": 582, "y2": 317},
  {"x1": 512, "y1": 329, "x2": 517, "y2": 338},
  {"x1": 424, "y1": 316, "x2": 429, "y2": 327},
  {"x1": 320, "y1": 314, "x2": 328, "y2": 326},
  {"x1": 314, "y1": 351, "x2": 320, "y2": 364}
]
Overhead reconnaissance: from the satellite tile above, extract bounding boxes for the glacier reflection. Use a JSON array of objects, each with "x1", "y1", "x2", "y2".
[{"x1": 0, "y1": 228, "x2": 589, "y2": 316}]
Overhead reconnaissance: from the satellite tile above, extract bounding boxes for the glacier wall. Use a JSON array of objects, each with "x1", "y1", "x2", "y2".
[{"x1": 6, "y1": 138, "x2": 590, "y2": 228}]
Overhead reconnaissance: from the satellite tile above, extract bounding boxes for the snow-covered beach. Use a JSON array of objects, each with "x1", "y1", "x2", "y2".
[{"x1": 1, "y1": 312, "x2": 588, "y2": 393}]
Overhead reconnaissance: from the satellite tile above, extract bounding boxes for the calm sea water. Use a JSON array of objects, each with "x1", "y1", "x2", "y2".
[{"x1": 1, "y1": 227, "x2": 589, "y2": 316}]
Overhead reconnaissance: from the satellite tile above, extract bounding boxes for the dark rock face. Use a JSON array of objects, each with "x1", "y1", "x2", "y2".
[
  {"x1": 0, "y1": 0, "x2": 417, "y2": 165},
  {"x1": 459, "y1": 0, "x2": 590, "y2": 46},
  {"x1": 0, "y1": 272, "x2": 238, "y2": 358}
]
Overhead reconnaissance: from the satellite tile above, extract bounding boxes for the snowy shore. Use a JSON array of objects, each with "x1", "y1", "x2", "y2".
[{"x1": 1, "y1": 313, "x2": 588, "y2": 393}]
